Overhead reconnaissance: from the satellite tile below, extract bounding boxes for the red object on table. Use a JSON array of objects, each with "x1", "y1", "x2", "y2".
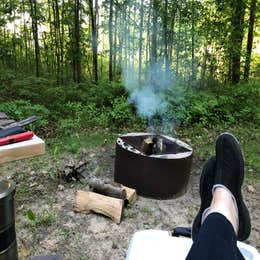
[{"x1": 0, "y1": 131, "x2": 34, "y2": 146}]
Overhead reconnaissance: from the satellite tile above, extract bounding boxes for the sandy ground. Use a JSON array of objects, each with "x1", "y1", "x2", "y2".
[{"x1": 0, "y1": 146, "x2": 259, "y2": 260}]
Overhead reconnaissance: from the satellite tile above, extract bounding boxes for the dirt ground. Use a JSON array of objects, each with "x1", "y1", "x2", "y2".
[{"x1": 0, "y1": 145, "x2": 259, "y2": 260}]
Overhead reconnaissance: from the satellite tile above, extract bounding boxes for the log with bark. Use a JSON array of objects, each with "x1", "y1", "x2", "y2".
[{"x1": 88, "y1": 178, "x2": 137, "y2": 204}]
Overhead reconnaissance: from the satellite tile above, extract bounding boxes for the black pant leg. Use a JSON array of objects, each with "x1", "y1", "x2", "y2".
[{"x1": 186, "y1": 212, "x2": 245, "y2": 260}]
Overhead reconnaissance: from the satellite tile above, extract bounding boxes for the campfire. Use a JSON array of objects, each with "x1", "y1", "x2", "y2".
[{"x1": 114, "y1": 133, "x2": 193, "y2": 199}]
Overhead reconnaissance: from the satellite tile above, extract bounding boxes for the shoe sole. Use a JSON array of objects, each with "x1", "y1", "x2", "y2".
[
  {"x1": 191, "y1": 157, "x2": 215, "y2": 241},
  {"x1": 216, "y1": 132, "x2": 251, "y2": 241}
]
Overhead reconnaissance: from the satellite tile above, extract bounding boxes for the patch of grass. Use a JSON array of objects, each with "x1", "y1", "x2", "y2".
[
  {"x1": 141, "y1": 206, "x2": 153, "y2": 215},
  {"x1": 179, "y1": 122, "x2": 260, "y2": 183},
  {"x1": 26, "y1": 208, "x2": 56, "y2": 228},
  {"x1": 123, "y1": 204, "x2": 137, "y2": 219},
  {"x1": 47, "y1": 130, "x2": 118, "y2": 156},
  {"x1": 59, "y1": 228, "x2": 70, "y2": 239}
]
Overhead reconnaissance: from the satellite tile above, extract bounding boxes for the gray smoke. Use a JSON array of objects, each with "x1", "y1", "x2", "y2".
[{"x1": 123, "y1": 61, "x2": 176, "y2": 135}]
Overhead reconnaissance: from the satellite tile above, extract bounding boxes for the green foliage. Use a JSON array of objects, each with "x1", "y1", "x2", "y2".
[
  {"x1": 26, "y1": 209, "x2": 36, "y2": 225},
  {"x1": 110, "y1": 96, "x2": 135, "y2": 127},
  {"x1": 26, "y1": 209, "x2": 56, "y2": 227},
  {"x1": 166, "y1": 80, "x2": 260, "y2": 127},
  {"x1": 85, "y1": 81, "x2": 126, "y2": 107}
]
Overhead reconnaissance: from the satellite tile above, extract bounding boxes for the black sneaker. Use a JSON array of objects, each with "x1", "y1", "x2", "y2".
[
  {"x1": 215, "y1": 132, "x2": 251, "y2": 241},
  {"x1": 192, "y1": 156, "x2": 216, "y2": 241}
]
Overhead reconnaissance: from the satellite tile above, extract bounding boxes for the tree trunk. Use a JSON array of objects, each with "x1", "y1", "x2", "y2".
[
  {"x1": 22, "y1": 0, "x2": 28, "y2": 69},
  {"x1": 89, "y1": 0, "x2": 98, "y2": 82},
  {"x1": 52, "y1": 0, "x2": 61, "y2": 85},
  {"x1": 176, "y1": 5, "x2": 182, "y2": 78},
  {"x1": 163, "y1": 0, "x2": 169, "y2": 73},
  {"x1": 145, "y1": 2, "x2": 152, "y2": 64},
  {"x1": 60, "y1": 0, "x2": 65, "y2": 83},
  {"x1": 244, "y1": 0, "x2": 257, "y2": 81},
  {"x1": 29, "y1": 0, "x2": 41, "y2": 77},
  {"x1": 109, "y1": 0, "x2": 113, "y2": 81},
  {"x1": 169, "y1": 3, "x2": 177, "y2": 72},
  {"x1": 229, "y1": 0, "x2": 246, "y2": 84},
  {"x1": 113, "y1": 7, "x2": 118, "y2": 75},
  {"x1": 191, "y1": 0, "x2": 195, "y2": 81},
  {"x1": 151, "y1": 0, "x2": 158, "y2": 64},
  {"x1": 138, "y1": 0, "x2": 144, "y2": 81},
  {"x1": 73, "y1": 0, "x2": 81, "y2": 83}
]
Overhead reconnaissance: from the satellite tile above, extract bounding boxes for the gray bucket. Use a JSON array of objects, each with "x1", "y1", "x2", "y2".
[{"x1": 0, "y1": 180, "x2": 18, "y2": 260}]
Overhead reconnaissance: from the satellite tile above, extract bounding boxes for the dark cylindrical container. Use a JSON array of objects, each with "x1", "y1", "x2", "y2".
[
  {"x1": 0, "y1": 180, "x2": 18, "y2": 260},
  {"x1": 114, "y1": 133, "x2": 193, "y2": 199}
]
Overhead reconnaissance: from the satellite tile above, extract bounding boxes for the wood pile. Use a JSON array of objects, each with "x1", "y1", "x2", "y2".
[
  {"x1": 59, "y1": 154, "x2": 137, "y2": 223},
  {"x1": 74, "y1": 178, "x2": 136, "y2": 224}
]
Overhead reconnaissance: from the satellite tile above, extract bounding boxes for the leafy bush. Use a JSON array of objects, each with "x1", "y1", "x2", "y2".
[
  {"x1": 165, "y1": 80, "x2": 260, "y2": 127},
  {"x1": 86, "y1": 81, "x2": 126, "y2": 107},
  {"x1": 110, "y1": 96, "x2": 136, "y2": 127}
]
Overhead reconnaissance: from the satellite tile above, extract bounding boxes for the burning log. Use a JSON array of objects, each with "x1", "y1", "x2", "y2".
[
  {"x1": 141, "y1": 136, "x2": 165, "y2": 155},
  {"x1": 74, "y1": 190, "x2": 124, "y2": 224}
]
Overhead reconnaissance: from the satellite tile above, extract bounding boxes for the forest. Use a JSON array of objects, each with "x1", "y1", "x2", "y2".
[
  {"x1": 0, "y1": 1, "x2": 260, "y2": 259},
  {"x1": 0, "y1": 0, "x2": 259, "y2": 170}
]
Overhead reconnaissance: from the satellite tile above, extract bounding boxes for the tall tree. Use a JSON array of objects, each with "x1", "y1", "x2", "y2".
[
  {"x1": 138, "y1": 0, "x2": 144, "y2": 81},
  {"x1": 191, "y1": 0, "x2": 196, "y2": 80},
  {"x1": 52, "y1": 0, "x2": 62, "y2": 84},
  {"x1": 109, "y1": 0, "x2": 113, "y2": 81},
  {"x1": 73, "y1": 0, "x2": 81, "y2": 83},
  {"x1": 88, "y1": 0, "x2": 98, "y2": 82},
  {"x1": 229, "y1": 0, "x2": 246, "y2": 84},
  {"x1": 244, "y1": 0, "x2": 257, "y2": 81},
  {"x1": 29, "y1": 0, "x2": 41, "y2": 77},
  {"x1": 163, "y1": 0, "x2": 169, "y2": 73},
  {"x1": 151, "y1": 0, "x2": 158, "y2": 64}
]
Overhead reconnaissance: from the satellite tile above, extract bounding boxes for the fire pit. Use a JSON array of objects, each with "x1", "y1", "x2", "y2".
[{"x1": 114, "y1": 133, "x2": 193, "y2": 199}]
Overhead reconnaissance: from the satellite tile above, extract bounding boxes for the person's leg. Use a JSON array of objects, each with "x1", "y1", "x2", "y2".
[
  {"x1": 206, "y1": 187, "x2": 238, "y2": 234},
  {"x1": 187, "y1": 212, "x2": 244, "y2": 260},
  {"x1": 188, "y1": 185, "x2": 243, "y2": 260},
  {"x1": 187, "y1": 133, "x2": 251, "y2": 259},
  {"x1": 191, "y1": 157, "x2": 215, "y2": 240}
]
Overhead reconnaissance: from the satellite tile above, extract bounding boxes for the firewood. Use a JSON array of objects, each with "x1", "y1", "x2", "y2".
[
  {"x1": 141, "y1": 136, "x2": 165, "y2": 155},
  {"x1": 74, "y1": 190, "x2": 124, "y2": 224},
  {"x1": 120, "y1": 185, "x2": 137, "y2": 204},
  {"x1": 89, "y1": 178, "x2": 127, "y2": 200},
  {"x1": 140, "y1": 137, "x2": 154, "y2": 155}
]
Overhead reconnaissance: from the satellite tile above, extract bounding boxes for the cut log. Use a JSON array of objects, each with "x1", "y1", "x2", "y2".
[
  {"x1": 120, "y1": 185, "x2": 137, "y2": 204},
  {"x1": 74, "y1": 190, "x2": 124, "y2": 224},
  {"x1": 89, "y1": 178, "x2": 127, "y2": 200}
]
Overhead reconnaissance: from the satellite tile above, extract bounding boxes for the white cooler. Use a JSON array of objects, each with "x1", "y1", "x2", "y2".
[{"x1": 126, "y1": 230, "x2": 260, "y2": 260}]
